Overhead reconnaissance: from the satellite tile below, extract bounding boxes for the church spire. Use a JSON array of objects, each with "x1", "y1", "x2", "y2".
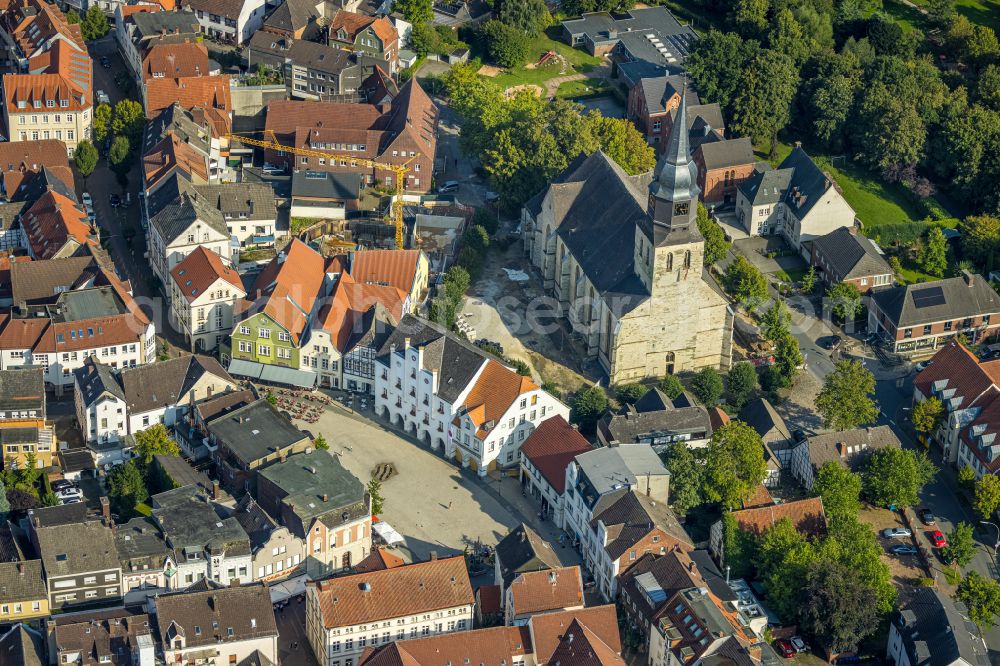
[{"x1": 648, "y1": 85, "x2": 700, "y2": 238}]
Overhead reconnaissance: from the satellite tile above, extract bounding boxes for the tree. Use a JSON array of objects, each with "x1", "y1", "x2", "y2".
[
  {"x1": 799, "y1": 560, "x2": 879, "y2": 653},
  {"x1": 768, "y1": 8, "x2": 810, "y2": 66},
  {"x1": 960, "y1": 215, "x2": 1000, "y2": 271},
  {"x1": 429, "y1": 296, "x2": 458, "y2": 328},
  {"x1": 959, "y1": 464, "x2": 978, "y2": 490},
  {"x1": 827, "y1": 282, "x2": 863, "y2": 322},
  {"x1": 800, "y1": 265, "x2": 817, "y2": 293},
  {"x1": 696, "y1": 203, "x2": 730, "y2": 266},
  {"x1": 975, "y1": 474, "x2": 1000, "y2": 519},
  {"x1": 753, "y1": 518, "x2": 818, "y2": 619},
  {"x1": 662, "y1": 442, "x2": 704, "y2": 516},
  {"x1": 816, "y1": 360, "x2": 878, "y2": 430},
  {"x1": 81, "y1": 5, "x2": 109, "y2": 41},
  {"x1": 685, "y1": 31, "x2": 759, "y2": 115},
  {"x1": 107, "y1": 461, "x2": 149, "y2": 516},
  {"x1": 92, "y1": 103, "x2": 112, "y2": 145},
  {"x1": 723, "y1": 255, "x2": 768, "y2": 311},
  {"x1": 912, "y1": 396, "x2": 944, "y2": 434},
  {"x1": 570, "y1": 386, "x2": 608, "y2": 434},
  {"x1": 726, "y1": 361, "x2": 758, "y2": 409},
  {"x1": 0, "y1": 478, "x2": 9, "y2": 522},
  {"x1": 889, "y1": 255, "x2": 903, "y2": 276},
  {"x1": 926, "y1": 0, "x2": 956, "y2": 27},
  {"x1": 824, "y1": 516, "x2": 898, "y2": 613},
  {"x1": 730, "y1": 49, "x2": 799, "y2": 148},
  {"x1": 813, "y1": 463, "x2": 862, "y2": 523},
  {"x1": 943, "y1": 521, "x2": 977, "y2": 566},
  {"x1": 721, "y1": 513, "x2": 756, "y2": 578},
  {"x1": 958, "y1": 571, "x2": 1000, "y2": 629},
  {"x1": 585, "y1": 113, "x2": 656, "y2": 176},
  {"x1": 133, "y1": 424, "x2": 180, "y2": 466},
  {"x1": 760, "y1": 300, "x2": 791, "y2": 342},
  {"x1": 615, "y1": 383, "x2": 648, "y2": 405},
  {"x1": 498, "y1": 0, "x2": 547, "y2": 35},
  {"x1": 463, "y1": 224, "x2": 490, "y2": 253},
  {"x1": 480, "y1": 20, "x2": 529, "y2": 68},
  {"x1": 6, "y1": 489, "x2": 37, "y2": 512},
  {"x1": 920, "y1": 227, "x2": 949, "y2": 277},
  {"x1": 74, "y1": 140, "x2": 98, "y2": 180},
  {"x1": 314, "y1": 434, "x2": 329, "y2": 450},
  {"x1": 109, "y1": 135, "x2": 130, "y2": 171},
  {"x1": 863, "y1": 447, "x2": 937, "y2": 508},
  {"x1": 368, "y1": 477, "x2": 384, "y2": 515},
  {"x1": 691, "y1": 367, "x2": 724, "y2": 406},
  {"x1": 111, "y1": 99, "x2": 145, "y2": 145},
  {"x1": 66, "y1": 8, "x2": 80, "y2": 23},
  {"x1": 774, "y1": 332, "x2": 803, "y2": 388},
  {"x1": 703, "y1": 421, "x2": 768, "y2": 509},
  {"x1": 443, "y1": 266, "x2": 471, "y2": 302},
  {"x1": 394, "y1": 0, "x2": 433, "y2": 24},
  {"x1": 657, "y1": 375, "x2": 685, "y2": 400},
  {"x1": 731, "y1": 0, "x2": 768, "y2": 37},
  {"x1": 266, "y1": 390, "x2": 277, "y2": 405}
]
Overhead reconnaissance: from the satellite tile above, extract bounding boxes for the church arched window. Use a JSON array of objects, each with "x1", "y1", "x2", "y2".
[
  {"x1": 684, "y1": 250, "x2": 692, "y2": 268},
  {"x1": 666, "y1": 253, "x2": 673, "y2": 270}
]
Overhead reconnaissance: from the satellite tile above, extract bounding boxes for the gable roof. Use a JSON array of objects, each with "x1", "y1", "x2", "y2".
[
  {"x1": 144, "y1": 75, "x2": 232, "y2": 135},
  {"x1": 329, "y1": 10, "x2": 396, "y2": 45},
  {"x1": 737, "y1": 398, "x2": 791, "y2": 442},
  {"x1": 592, "y1": 491, "x2": 692, "y2": 559},
  {"x1": 311, "y1": 556, "x2": 474, "y2": 628},
  {"x1": 778, "y1": 146, "x2": 849, "y2": 220},
  {"x1": 150, "y1": 189, "x2": 229, "y2": 245},
  {"x1": 358, "y1": 626, "x2": 532, "y2": 666},
  {"x1": 0, "y1": 559, "x2": 46, "y2": 604},
  {"x1": 727, "y1": 496, "x2": 827, "y2": 539},
  {"x1": 34, "y1": 519, "x2": 120, "y2": 576},
  {"x1": 459, "y1": 359, "x2": 539, "y2": 440},
  {"x1": 0, "y1": 139, "x2": 69, "y2": 196},
  {"x1": 508, "y1": 566, "x2": 584, "y2": 616},
  {"x1": 914, "y1": 341, "x2": 1000, "y2": 411},
  {"x1": 696, "y1": 137, "x2": 754, "y2": 171},
  {"x1": 350, "y1": 249, "x2": 422, "y2": 295},
  {"x1": 193, "y1": 183, "x2": 277, "y2": 222},
  {"x1": 871, "y1": 272, "x2": 1000, "y2": 329},
  {"x1": 799, "y1": 425, "x2": 901, "y2": 472},
  {"x1": 262, "y1": 0, "x2": 321, "y2": 34},
  {"x1": 117, "y1": 354, "x2": 234, "y2": 414},
  {"x1": 0, "y1": 367, "x2": 44, "y2": 412},
  {"x1": 0, "y1": 625, "x2": 44, "y2": 666},
  {"x1": 812, "y1": 227, "x2": 892, "y2": 281},
  {"x1": 207, "y1": 399, "x2": 308, "y2": 465},
  {"x1": 529, "y1": 605, "x2": 622, "y2": 665},
  {"x1": 155, "y1": 583, "x2": 278, "y2": 647},
  {"x1": 141, "y1": 40, "x2": 208, "y2": 80},
  {"x1": 894, "y1": 586, "x2": 989, "y2": 666},
  {"x1": 519, "y1": 416, "x2": 592, "y2": 494},
  {"x1": 238, "y1": 239, "x2": 326, "y2": 343},
  {"x1": 143, "y1": 133, "x2": 210, "y2": 190},
  {"x1": 171, "y1": 246, "x2": 245, "y2": 303},
  {"x1": 494, "y1": 524, "x2": 561, "y2": 588},
  {"x1": 22, "y1": 189, "x2": 94, "y2": 259}
]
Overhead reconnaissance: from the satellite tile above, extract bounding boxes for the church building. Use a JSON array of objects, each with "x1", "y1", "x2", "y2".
[{"x1": 522, "y1": 90, "x2": 733, "y2": 383}]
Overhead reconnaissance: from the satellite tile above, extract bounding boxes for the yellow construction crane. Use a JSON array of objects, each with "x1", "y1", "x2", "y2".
[{"x1": 225, "y1": 130, "x2": 418, "y2": 249}]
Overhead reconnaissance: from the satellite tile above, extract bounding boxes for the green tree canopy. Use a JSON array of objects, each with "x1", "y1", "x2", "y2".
[
  {"x1": 691, "y1": 367, "x2": 724, "y2": 406},
  {"x1": 816, "y1": 360, "x2": 879, "y2": 430},
  {"x1": 920, "y1": 227, "x2": 949, "y2": 277},
  {"x1": 912, "y1": 396, "x2": 944, "y2": 434},
  {"x1": 703, "y1": 421, "x2": 768, "y2": 509},
  {"x1": 774, "y1": 332, "x2": 803, "y2": 388},
  {"x1": 0, "y1": 478, "x2": 9, "y2": 522},
  {"x1": 812, "y1": 462, "x2": 862, "y2": 522},
  {"x1": 657, "y1": 375, "x2": 685, "y2": 399},
  {"x1": 753, "y1": 518, "x2": 818, "y2": 619},
  {"x1": 74, "y1": 140, "x2": 98, "y2": 178},
  {"x1": 615, "y1": 383, "x2": 648, "y2": 405},
  {"x1": 726, "y1": 361, "x2": 759, "y2": 410},
  {"x1": 862, "y1": 447, "x2": 937, "y2": 508},
  {"x1": 109, "y1": 135, "x2": 131, "y2": 170},
  {"x1": 960, "y1": 215, "x2": 1000, "y2": 271},
  {"x1": 723, "y1": 255, "x2": 768, "y2": 311},
  {"x1": 394, "y1": 0, "x2": 433, "y2": 24},
  {"x1": 975, "y1": 473, "x2": 1000, "y2": 519},
  {"x1": 585, "y1": 112, "x2": 656, "y2": 176},
  {"x1": 107, "y1": 461, "x2": 149, "y2": 517},
  {"x1": 368, "y1": 477, "x2": 384, "y2": 515},
  {"x1": 730, "y1": 48, "x2": 800, "y2": 148},
  {"x1": 799, "y1": 559, "x2": 879, "y2": 652},
  {"x1": 133, "y1": 424, "x2": 180, "y2": 466},
  {"x1": 314, "y1": 433, "x2": 329, "y2": 450},
  {"x1": 81, "y1": 5, "x2": 109, "y2": 41},
  {"x1": 760, "y1": 300, "x2": 791, "y2": 342},
  {"x1": 696, "y1": 203, "x2": 730, "y2": 266},
  {"x1": 498, "y1": 0, "x2": 547, "y2": 35},
  {"x1": 570, "y1": 386, "x2": 608, "y2": 434},
  {"x1": 827, "y1": 282, "x2": 863, "y2": 322},
  {"x1": 480, "y1": 20, "x2": 529, "y2": 68},
  {"x1": 958, "y1": 571, "x2": 1000, "y2": 629},
  {"x1": 943, "y1": 521, "x2": 977, "y2": 567},
  {"x1": 92, "y1": 103, "x2": 112, "y2": 145},
  {"x1": 111, "y1": 99, "x2": 146, "y2": 145},
  {"x1": 662, "y1": 442, "x2": 704, "y2": 516}
]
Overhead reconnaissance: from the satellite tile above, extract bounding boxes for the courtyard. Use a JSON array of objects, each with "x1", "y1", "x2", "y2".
[{"x1": 288, "y1": 396, "x2": 581, "y2": 568}]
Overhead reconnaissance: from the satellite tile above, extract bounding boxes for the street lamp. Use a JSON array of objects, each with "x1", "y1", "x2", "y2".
[{"x1": 980, "y1": 521, "x2": 1000, "y2": 552}]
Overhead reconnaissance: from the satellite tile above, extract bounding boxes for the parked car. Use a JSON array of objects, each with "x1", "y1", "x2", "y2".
[
  {"x1": 485, "y1": 190, "x2": 500, "y2": 203},
  {"x1": 819, "y1": 335, "x2": 842, "y2": 350},
  {"x1": 437, "y1": 180, "x2": 459, "y2": 193},
  {"x1": 60, "y1": 497, "x2": 82, "y2": 505},
  {"x1": 96, "y1": 90, "x2": 110, "y2": 105},
  {"x1": 109, "y1": 193, "x2": 122, "y2": 207},
  {"x1": 261, "y1": 163, "x2": 285, "y2": 175},
  {"x1": 775, "y1": 640, "x2": 795, "y2": 659},
  {"x1": 916, "y1": 360, "x2": 932, "y2": 371},
  {"x1": 881, "y1": 527, "x2": 913, "y2": 539},
  {"x1": 56, "y1": 487, "x2": 82, "y2": 500},
  {"x1": 919, "y1": 508, "x2": 936, "y2": 525},
  {"x1": 789, "y1": 636, "x2": 806, "y2": 653},
  {"x1": 51, "y1": 479, "x2": 77, "y2": 493},
  {"x1": 930, "y1": 530, "x2": 948, "y2": 548},
  {"x1": 889, "y1": 545, "x2": 919, "y2": 555},
  {"x1": 81, "y1": 192, "x2": 93, "y2": 208},
  {"x1": 100, "y1": 56, "x2": 111, "y2": 69}
]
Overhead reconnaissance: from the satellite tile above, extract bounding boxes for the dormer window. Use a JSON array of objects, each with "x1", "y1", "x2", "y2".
[
  {"x1": 60, "y1": 99, "x2": 68, "y2": 108},
  {"x1": 33, "y1": 101, "x2": 41, "y2": 109},
  {"x1": 46, "y1": 100, "x2": 54, "y2": 108}
]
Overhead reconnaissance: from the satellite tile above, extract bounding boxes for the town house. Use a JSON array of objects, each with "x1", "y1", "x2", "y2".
[
  {"x1": 0, "y1": 367, "x2": 56, "y2": 469},
  {"x1": 169, "y1": 246, "x2": 247, "y2": 353},
  {"x1": 147, "y1": 186, "x2": 235, "y2": 289},
  {"x1": 788, "y1": 425, "x2": 901, "y2": 491},
  {"x1": 328, "y1": 11, "x2": 399, "y2": 73},
  {"x1": 519, "y1": 415, "x2": 593, "y2": 526},
  {"x1": 810, "y1": 226, "x2": 894, "y2": 294}
]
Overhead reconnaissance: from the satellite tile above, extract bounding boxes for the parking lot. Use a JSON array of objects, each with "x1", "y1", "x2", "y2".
[{"x1": 287, "y1": 392, "x2": 580, "y2": 567}]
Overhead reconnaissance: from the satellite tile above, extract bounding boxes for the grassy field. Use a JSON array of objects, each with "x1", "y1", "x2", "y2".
[
  {"x1": 910, "y1": 0, "x2": 1000, "y2": 30},
  {"x1": 555, "y1": 77, "x2": 611, "y2": 99},
  {"x1": 490, "y1": 29, "x2": 602, "y2": 89},
  {"x1": 884, "y1": 0, "x2": 931, "y2": 30}
]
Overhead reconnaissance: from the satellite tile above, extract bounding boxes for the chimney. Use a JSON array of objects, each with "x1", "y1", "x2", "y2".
[
  {"x1": 430, "y1": 551, "x2": 438, "y2": 561},
  {"x1": 322, "y1": 493, "x2": 329, "y2": 502},
  {"x1": 17, "y1": 561, "x2": 24, "y2": 575},
  {"x1": 99, "y1": 496, "x2": 111, "y2": 523},
  {"x1": 837, "y1": 442, "x2": 846, "y2": 458},
  {"x1": 212, "y1": 479, "x2": 220, "y2": 500},
  {"x1": 964, "y1": 270, "x2": 975, "y2": 286},
  {"x1": 403, "y1": 337, "x2": 411, "y2": 350},
  {"x1": 279, "y1": 452, "x2": 288, "y2": 463},
  {"x1": 548, "y1": 571, "x2": 557, "y2": 584}
]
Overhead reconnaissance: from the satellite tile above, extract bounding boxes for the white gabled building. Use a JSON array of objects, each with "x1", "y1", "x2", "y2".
[
  {"x1": 374, "y1": 315, "x2": 569, "y2": 476},
  {"x1": 169, "y1": 246, "x2": 247, "y2": 353},
  {"x1": 147, "y1": 188, "x2": 234, "y2": 290}
]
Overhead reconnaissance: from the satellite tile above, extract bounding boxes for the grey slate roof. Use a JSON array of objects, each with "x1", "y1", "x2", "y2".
[
  {"x1": 738, "y1": 398, "x2": 791, "y2": 443},
  {"x1": 494, "y1": 524, "x2": 561, "y2": 588},
  {"x1": 14, "y1": 166, "x2": 76, "y2": 204},
  {"x1": 871, "y1": 272, "x2": 1000, "y2": 328},
  {"x1": 155, "y1": 583, "x2": 278, "y2": 648},
  {"x1": 248, "y1": 31, "x2": 358, "y2": 79},
  {"x1": 129, "y1": 11, "x2": 200, "y2": 42},
  {"x1": 0, "y1": 625, "x2": 44, "y2": 666},
  {"x1": 150, "y1": 190, "x2": 229, "y2": 245},
  {"x1": 573, "y1": 445, "x2": 668, "y2": 505},
  {"x1": 0, "y1": 201, "x2": 25, "y2": 232},
  {"x1": 207, "y1": 399, "x2": 308, "y2": 465},
  {"x1": 120, "y1": 355, "x2": 233, "y2": 414},
  {"x1": 34, "y1": 520, "x2": 120, "y2": 576},
  {"x1": 598, "y1": 389, "x2": 711, "y2": 445},
  {"x1": 0, "y1": 559, "x2": 46, "y2": 603},
  {"x1": 737, "y1": 165, "x2": 790, "y2": 207},
  {"x1": 697, "y1": 137, "x2": 754, "y2": 171},
  {"x1": 592, "y1": 492, "x2": 691, "y2": 558},
  {"x1": 75, "y1": 356, "x2": 126, "y2": 407},
  {"x1": 257, "y1": 449, "x2": 367, "y2": 529},
  {"x1": 532, "y1": 151, "x2": 653, "y2": 314},
  {"x1": 144, "y1": 103, "x2": 212, "y2": 159},
  {"x1": 688, "y1": 549, "x2": 737, "y2": 602},
  {"x1": 291, "y1": 170, "x2": 363, "y2": 201},
  {"x1": 145, "y1": 172, "x2": 194, "y2": 221},
  {"x1": 798, "y1": 425, "x2": 901, "y2": 472},
  {"x1": 895, "y1": 586, "x2": 989, "y2": 666},
  {"x1": 0, "y1": 367, "x2": 43, "y2": 413},
  {"x1": 778, "y1": 146, "x2": 837, "y2": 220},
  {"x1": 262, "y1": 0, "x2": 321, "y2": 35},
  {"x1": 233, "y1": 495, "x2": 279, "y2": 551},
  {"x1": 812, "y1": 227, "x2": 892, "y2": 281},
  {"x1": 10, "y1": 255, "x2": 98, "y2": 305},
  {"x1": 562, "y1": 7, "x2": 693, "y2": 46},
  {"x1": 151, "y1": 485, "x2": 251, "y2": 559},
  {"x1": 115, "y1": 517, "x2": 173, "y2": 573},
  {"x1": 193, "y1": 183, "x2": 277, "y2": 222},
  {"x1": 376, "y1": 314, "x2": 489, "y2": 404},
  {"x1": 28, "y1": 501, "x2": 89, "y2": 528}
]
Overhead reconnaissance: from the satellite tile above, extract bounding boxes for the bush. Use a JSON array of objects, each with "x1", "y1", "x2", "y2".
[
  {"x1": 472, "y1": 207, "x2": 499, "y2": 236},
  {"x1": 570, "y1": 386, "x2": 608, "y2": 434},
  {"x1": 615, "y1": 383, "x2": 649, "y2": 405},
  {"x1": 480, "y1": 20, "x2": 529, "y2": 68}
]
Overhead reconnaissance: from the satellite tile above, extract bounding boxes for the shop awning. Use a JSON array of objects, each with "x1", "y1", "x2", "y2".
[
  {"x1": 228, "y1": 359, "x2": 263, "y2": 380},
  {"x1": 372, "y1": 521, "x2": 405, "y2": 546},
  {"x1": 260, "y1": 365, "x2": 317, "y2": 388}
]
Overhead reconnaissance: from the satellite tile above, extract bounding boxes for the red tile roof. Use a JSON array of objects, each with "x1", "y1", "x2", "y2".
[
  {"x1": 145, "y1": 75, "x2": 231, "y2": 134},
  {"x1": 519, "y1": 416, "x2": 591, "y2": 494},
  {"x1": 0, "y1": 139, "x2": 69, "y2": 195},
  {"x1": 476, "y1": 584, "x2": 502, "y2": 616},
  {"x1": 915, "y1": 341, "x2": 1000, "y2": 411},
  {"x1": 354, "y1": 547, "x2": 406, "y2": 573},
  {"x1": 508, "y1": 566, "x2": 584, "y2": 616},
  {"x1": 729, "y1": 496, "x2": 827, "y2": 538},
  {"x1": 329, "y1": 10, "x2": 396, "y2": 45},
  {"x1": 314, "y1": 270, "x2": 405, "y2": 352},
  {"x1": 142, "y1": 134, "x2": 209, "y2": 190},
  {"x1": 350, "y1": 249, "x2": 422, "y2": 296},
  {"x1": 742, "y1": 484, "x2": 774, "y2": 510},
  {"x1": 360, "y1": 626, "x2": 532, "y2": 666},
  {"x1": 311, "y1": 555, "x2": 474, "y2": 628},
  {"x1": 170, "y1": 246, "x2": 244, "y2": 303},
  {"x1": 119, "y1": 4, "x2": 161, "y2": 19},
  {"x1": 461, "y1": 360, "x2": 538, "y2": 440},
  {"x1": 141, "y1": 40, "x2": 209, "y2": 81},
  {"x1": 23, "y1": 189, "x2": 95, "y2": 259},
  {"x1": 529, "y1": 606, "x2": 621, "y2": 665}
]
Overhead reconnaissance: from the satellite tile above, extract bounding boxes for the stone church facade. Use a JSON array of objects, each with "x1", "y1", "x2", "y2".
[{"x1": 522, "y1": 92, "x2": 733, "y2": 384}]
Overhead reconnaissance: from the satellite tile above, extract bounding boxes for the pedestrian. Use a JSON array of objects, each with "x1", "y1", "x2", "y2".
[{"x1": 448, "y1": 500, "x2": 453, "y2": 509}]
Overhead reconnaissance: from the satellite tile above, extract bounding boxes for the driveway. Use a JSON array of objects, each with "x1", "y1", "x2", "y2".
[{"x1": 576, "y1": 95, "x2": 625, "y2": 118}]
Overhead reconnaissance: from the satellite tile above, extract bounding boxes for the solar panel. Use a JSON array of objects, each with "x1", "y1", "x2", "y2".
[{"x1": 911, "y1": 285, "x2": 946, "y2": 309}]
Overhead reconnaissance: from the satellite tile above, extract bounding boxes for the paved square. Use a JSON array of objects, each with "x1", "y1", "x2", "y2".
[{"x1": 291, "y1": 398, "x2": 579, "y2": 568}]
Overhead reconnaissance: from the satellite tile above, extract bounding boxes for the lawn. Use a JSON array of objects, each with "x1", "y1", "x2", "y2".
[
  {"x1": 555, "y1": 77, "x2": 610, "y2": 99},
  {"x1": 910, "y1": 0, "x2": 1000, "y2": 31},
  {"x1": 490, "y1": 29, "x2": 602, "y2": 89},
  {"x1": 883, "y1": 0, "x2": 931, "y2": 30}
]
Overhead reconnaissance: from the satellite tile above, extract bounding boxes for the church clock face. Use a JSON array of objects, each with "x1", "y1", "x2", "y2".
[{"x1": 674, "y1": 202, "x2": 689, "y2": 216}]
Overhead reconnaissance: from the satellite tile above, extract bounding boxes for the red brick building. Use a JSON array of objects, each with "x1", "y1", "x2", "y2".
[
  {"x1": 692, "y1": 137, "x2": 755, "y2": 207},
  {"x1": 626, "y1": 76, "x2": 723, "y2": 153},
  {"x1": 263, "y1": 79, "x2": 437, "y2": 193},
  {"x1": 810, "y1": 226, "x2": 893, "y2": 294}
]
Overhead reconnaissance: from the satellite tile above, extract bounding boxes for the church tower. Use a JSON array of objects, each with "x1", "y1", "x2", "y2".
[{"x1": 648, "y1": 87, "x2": 699, "y2": 236}]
